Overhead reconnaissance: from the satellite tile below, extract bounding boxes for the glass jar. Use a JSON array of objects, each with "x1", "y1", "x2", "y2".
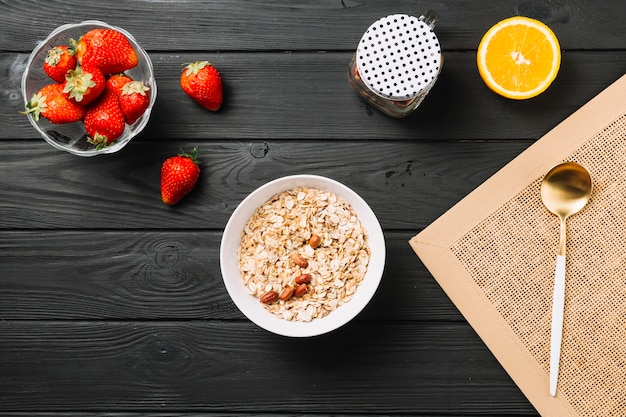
[{"x1": 348, "y1": 11, "x2": 442, "y2": 118}]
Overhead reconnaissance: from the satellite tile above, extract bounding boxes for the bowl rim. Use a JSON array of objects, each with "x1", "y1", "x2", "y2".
[
  {"x1": 220, "y1": 174, "x2": 386, "y2": 337},
  {"x1": 21, "y1": 20, "x2": 157, "y2": 157}
]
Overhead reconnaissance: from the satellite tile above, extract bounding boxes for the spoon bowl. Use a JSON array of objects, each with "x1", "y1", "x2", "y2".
[
  {"x1": 540, "y1": 161, "x2": 592, "y2": 397},
  {"x1": 541, "y1": 163, "x2": 593, "y2": 223}
]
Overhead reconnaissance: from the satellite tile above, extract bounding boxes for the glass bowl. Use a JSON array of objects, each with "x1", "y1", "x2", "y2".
[
  {"x1": 220, "y1": 174, "x2": 386, "y2": 337},
  {"x1": 21, "y1": 20, "x2": 157, "y2": 156}
]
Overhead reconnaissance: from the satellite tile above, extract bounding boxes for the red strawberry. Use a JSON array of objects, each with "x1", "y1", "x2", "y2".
[
  {"x1": 84, "y1": 88, "x2": 126, "y2": 149},
  {"x1": 106, "y1": 73, "x2": 133, "y2": 92},
  {"x1": 160, "y1": 148, "x2": 201, "y2": 205},
  {"x1": 107, "y1": 74, "x2": 150, "y2": 125},
  {"x1": 71, "y1": 28, "x2": 138, "y2": 74},
  {"x1": 62, "y1": 65, "x2": 105, "y2": 106},
  {"x1": 180, "y1": 61, "x2": 223, "y2": 111},
  {"x1": 43, "y1": 45, "x2": 77, "y2": 83},
  {"x1": 118, "y1": 81, "x2": 151, "y2": 124},
  {"x1": 107, "y1": 76, "x2": 150, "y2": 124},
  {"x1": 21, "y1": 83, "x2": 85, "y2": 124}
]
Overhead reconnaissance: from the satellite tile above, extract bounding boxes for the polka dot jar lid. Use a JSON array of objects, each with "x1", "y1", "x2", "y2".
[{"x1": 356, "y1": 14, "x2": 442, "y2": 100}]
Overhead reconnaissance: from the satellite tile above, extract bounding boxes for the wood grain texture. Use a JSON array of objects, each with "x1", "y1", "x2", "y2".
[
  {"x1": 1, "y1": 0, "x2": 621, "y2": 415},
  {"x1": 1, "y1": 0, "x2": 623, "y2": 52},
  {"x1": 4, "y1": 52, "x2": 625, "y2": 140},
  {"x1": 0, "y1": 231, "x2": 461, "y2": 321},
  {"x1": 0, "y1": 320, "x2": 536, "y2": 415},
  {"x1": 0, "y1": 140, "x2": 529, "y2": 230}
]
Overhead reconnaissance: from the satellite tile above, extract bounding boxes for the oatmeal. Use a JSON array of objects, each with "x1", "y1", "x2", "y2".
[{"x1": 237, "y1": 187, "x2": 371, "y2": 322}]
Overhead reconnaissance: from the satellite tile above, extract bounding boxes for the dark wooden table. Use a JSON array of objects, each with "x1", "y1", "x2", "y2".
[{"x1": 1, "y1": 1, "x2": 624, "y2": 415}]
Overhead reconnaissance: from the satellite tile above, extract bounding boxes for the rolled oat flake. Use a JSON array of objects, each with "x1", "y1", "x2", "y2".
[{"x1": 348, "y1": 11, "x2": 442, "y2": 117}]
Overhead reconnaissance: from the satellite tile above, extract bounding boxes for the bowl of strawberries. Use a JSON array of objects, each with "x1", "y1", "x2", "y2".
[{"x1": 21, "y1": 20, "x2": 157, "y2": 156}]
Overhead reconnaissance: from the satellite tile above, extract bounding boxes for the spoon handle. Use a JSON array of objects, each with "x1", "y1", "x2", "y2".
[{"x1": 550, "y1": 254, "x2": 566, "y2": 396}]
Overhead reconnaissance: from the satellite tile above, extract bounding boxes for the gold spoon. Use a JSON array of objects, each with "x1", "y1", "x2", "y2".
[{"x1": 540, "y1": 162, "x2": 592, "y2": 397}]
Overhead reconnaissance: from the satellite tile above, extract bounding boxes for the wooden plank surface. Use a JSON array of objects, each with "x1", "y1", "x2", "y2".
[
  {"x1": 0, "y1": 320, "x2": 534, "y2": 415},
  {"x1": 2, "y1": 0, "x2": 624, "y2": 415},
  {"x1": 3, "y1": 52, "x2": 625, "y2": 140},
  {"x1": 2, "y1": 0, "x2": 624, "y2": 51},
  {"x1": 0, "y1": 140, "x2": 529, "y2": 230},
  {"x1": 0, "y1": 231, "x2": 461, "y2": 321}
]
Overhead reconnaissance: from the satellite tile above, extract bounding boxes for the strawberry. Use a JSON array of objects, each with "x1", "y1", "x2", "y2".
[
  {"x1": 160, "y1": 148, "x2": 201, "y2": 205},
  {"x1": 180, "y1": 61, "x2": 223, "y2": 111},
  {"x1": 118, "y1": 81, "x2": 151, "y2": 124},
  {"x1": 43, "y1": 46, "x2": 77, "y2": 83},
  {"x1": 21, "y1": 83, "x2": 85, "y2": 124},
  {"x1": 62, "y1": 65, "x2": 105, "y2": 106},
  {"x1": 106, "y1": 73, "x2": 133, "y2": 92},
  {"x1": 84, "y1": 88, "x2": 126, "y2": 149},
  {"x1": 71, "y1": 28, "x2": 138, "y2": 75},
  {"x1": 107, "y1": 76, "x2": 150, "y2": 124}
]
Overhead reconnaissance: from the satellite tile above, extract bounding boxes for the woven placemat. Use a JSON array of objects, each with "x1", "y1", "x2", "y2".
[{"x1": 410, "y1": 74, "x2": 626, "y2": 417}]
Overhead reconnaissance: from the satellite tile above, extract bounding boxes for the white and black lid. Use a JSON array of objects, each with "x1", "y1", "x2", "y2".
[{"x1": 356, "y1": 13, "x2": 442, "y2": 100}]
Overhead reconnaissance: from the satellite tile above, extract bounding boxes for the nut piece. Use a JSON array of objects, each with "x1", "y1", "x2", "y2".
[
  {"x1": 294, "y1": 283, "x2": 308, "y2": 297},
  {"x1": 292, "y1": 254, "x2": 308, "y2": 268},
  {"x1": 279, "y1": 285, "x2": 295, "y2": 301},
  {"x1": 260, "y1": 291, "x2": 278, "y2": 304},
  {"x1": 295, "y1": 273, "x2": 312, "y2": 285},
  {"x1": 308, "y1": 234, "x2": 321, "y2": 249}
]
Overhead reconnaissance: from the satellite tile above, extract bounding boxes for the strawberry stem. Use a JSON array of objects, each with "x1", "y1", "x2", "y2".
[
  {"x1": 178, "y1": 147, "x2": 201, "y2": 164},
  {"x1": 87, "y1": 133, "x2": 112, "y2": 150},
  {"x1": 63, "y1": 66, "x2": 97, "y2": 102},
  {"x1": 19, "y1": 92, "x2": 46, "y2": 121},
  {"x1": 183, "y1": 61, "x2": 211, "y2": 77}
]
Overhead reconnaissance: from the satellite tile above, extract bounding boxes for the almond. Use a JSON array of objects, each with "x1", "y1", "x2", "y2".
[
  {"x1": 279, "y1": 285, "x2": 295, "y2": 301},
  {"x1": 308, "y1": 234, "x2": 321, "y2": 249},
  {"x1": 260, "y1": 291, "x2": 278, "y2": 304},
  {"x1": 292, "y1": 254, "x2": 308, "y2": 268},
  {"x1": 295, "y1": 273, "x2": 312, "y2": 285},
  {"x1": 294, "y1": 283, "x2": 308, "y2": 297}
]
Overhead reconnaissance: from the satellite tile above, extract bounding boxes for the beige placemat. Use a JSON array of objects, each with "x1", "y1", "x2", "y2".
[{"x1": 410, "y1": 74, "x2": 626, "y2": 417}]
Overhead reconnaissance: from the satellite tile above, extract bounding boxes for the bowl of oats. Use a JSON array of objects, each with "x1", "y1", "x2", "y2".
[{"x1": 220, "y1": 174, "x2": 385, "y2": 337}]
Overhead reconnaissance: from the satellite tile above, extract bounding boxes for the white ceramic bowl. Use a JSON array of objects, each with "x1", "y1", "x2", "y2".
[
  {"x1": 220, "y1": 174, "x2": 386, "y2": 337},
  {"x1": 21, "y1": 20, "x2": 157, "y2": 156}
]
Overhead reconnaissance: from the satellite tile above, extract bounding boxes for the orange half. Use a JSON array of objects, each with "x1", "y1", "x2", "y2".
[{"x1": 477, "y1": 16, "x2": 561, "y2": 99}]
